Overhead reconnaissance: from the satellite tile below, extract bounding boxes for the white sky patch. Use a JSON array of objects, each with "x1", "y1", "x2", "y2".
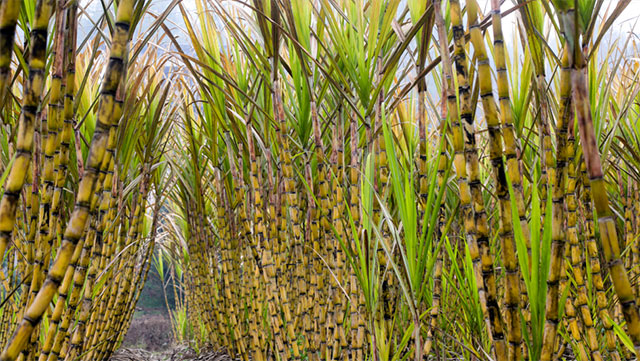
[
  {"x1": 75, "y1": 0, "x2": 638, "y2": 84},
  {"x1": 181, "y1": 0, "x2": 200, "y2": 17},
  {"x1": 77, "y1": 0, "x2": 638, "y2": 53}
]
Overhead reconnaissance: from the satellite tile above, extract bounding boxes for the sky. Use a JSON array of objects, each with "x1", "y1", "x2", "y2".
[
  {"x1": 78, "y1": 0, "x2": 640, "y2": 50},
  {"x1": 75, "y1": 0, "x2": 640, "y2": 87},
  {"x1": 73, "y1": 0, "x2": 639, "y2": 127}
]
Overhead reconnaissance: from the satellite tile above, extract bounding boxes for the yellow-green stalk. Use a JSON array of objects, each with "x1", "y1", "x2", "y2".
[
  {"x1": 448, "y1": 0, "x2": 497, "y2": 353},
  {"x1": 0, "y1": 0, "x2": 21, "y2": 104},
  {"x1": 491, "y1": 3, "x2": 531, "y2": 343},
  {"x1": 540, "y1": 46, "x2": 572, "y2": 361},
  {"x1": 467, "y1": 2, "x2": 514, "y2": 360}
]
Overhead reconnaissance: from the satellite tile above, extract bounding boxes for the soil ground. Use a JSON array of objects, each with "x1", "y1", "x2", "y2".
[
  {"x1": 120, "y1": 313, "x2": 173, "y2": 351},
  {"x1": 109, "y1": 345, "x2": 234, "y2": 361},
  {"x1": 110, "y1": 312, "x2": 236, "y2": 360},
  {"x1": 109, "y1": 268, "x2": 235, "y2": 360}
]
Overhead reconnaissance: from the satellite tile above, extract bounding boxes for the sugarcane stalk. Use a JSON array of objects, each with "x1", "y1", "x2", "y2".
[
  {"x1": 330, "y1": 117, "x2": 348, "y2": 360},
  {"x1": 347, "y1": 108, "x2": 365, "y2": 361},
  {"x1": 540, "y1": 45, "x2": 572, "y2": 361},
  {"x1": 467, "y1": 2, "x2": 515, "y2": 360},
  {"x1": 448, "y1": 0, "x2": 498, "y2": 354},
  {"x1": 497, "y1": 5, "x2": 533, "y2": 346},
  {"x1": 0, "y1": 0, "x2": 21, "y2": 107},
  {"x1": 0, "y1": 0, "x2": 54, "y2": 268}
]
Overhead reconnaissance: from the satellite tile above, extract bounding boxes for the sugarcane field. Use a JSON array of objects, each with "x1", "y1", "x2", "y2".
[{"x1": 2, "y1": 0, "x2": 640, "y2": 360}]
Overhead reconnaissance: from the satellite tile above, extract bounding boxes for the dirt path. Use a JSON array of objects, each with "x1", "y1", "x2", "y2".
[
  {"x1": 120, "y1": 313, "x2": 172, "y2": 351},
  {"x1": 111, "y1": 313, "x2": 236, "y2": 361},
  {"x1": 110, "y1": 346, "x2": 234, "y2": 361}
]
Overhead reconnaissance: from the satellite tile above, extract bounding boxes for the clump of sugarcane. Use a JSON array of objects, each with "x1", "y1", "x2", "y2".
[
  {"x1": 0, "y1": 0, "x2": 178, "y2": 359},
  {"x1": 0, "y1": 0, "x2": 54, "y2": 273},
  {"x1": 330, "y1": 118, "x2": 349, "y2": 360},
  {"x1": 0, "y1": 0, "x2": 136, "y2": 356},
  {"x1": 348, "y1": 109, "x2": 366, "y2": 361},
  {"x1": 0, "y1": 0, "x2": 56, "y2": 357},
  {"x1": 578, "y1": 103, "x2": 623, "y2": 361},
  {"x1": 563, "y1": 0, "x2": 640, "y2": 357},
  {"x1": 491, "y1": 0, "x2": 531, "y2": 343},
  {"x1": 168, "y1": 0, "x2": 640, "y2": 359}
]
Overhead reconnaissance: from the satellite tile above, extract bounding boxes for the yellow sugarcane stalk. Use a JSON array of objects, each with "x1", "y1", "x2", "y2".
[
  {"x1": 347, "y1": 109, "x2": 366, "y2": 361},
  {"x1": 467, "y1": 2, "x2": 516, "y2": 360},
  {"x1": 0, "y1": 0, "x2": 54, "y2": 266},
  {"x1": 448, "y1": 1, "x2": 499, "y2": 355},
  {"x1": 0, "y1": 0, "x2": 21, "y2": 105},
  {"x1": 491, "y1": 4, "x2": 532, "y2": 347},
  {"x1": 540, "y1": 45, "x2": 572, "y2": 361},
  {"x1": 330, "y1": 119, "x2": 348, "y2": 360}
]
